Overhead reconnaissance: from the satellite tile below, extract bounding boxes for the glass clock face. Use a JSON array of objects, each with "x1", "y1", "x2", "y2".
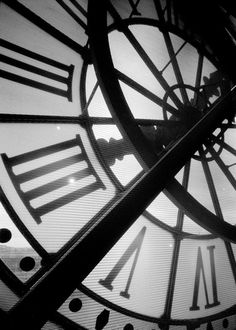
[{"x1": 0, "y1": 0, "x2": 235, "y2": 329}]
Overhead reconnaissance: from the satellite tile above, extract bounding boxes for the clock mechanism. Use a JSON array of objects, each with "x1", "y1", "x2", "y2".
[{"x1": 0, "y1": 0, "x2": 235, "y2": 329}]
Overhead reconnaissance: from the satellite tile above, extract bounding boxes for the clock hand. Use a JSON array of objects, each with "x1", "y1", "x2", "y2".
[{"x1": 5, "y1": 85, "x2": 236, "y2": 330}]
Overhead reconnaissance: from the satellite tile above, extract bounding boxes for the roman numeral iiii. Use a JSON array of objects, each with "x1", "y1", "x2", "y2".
[{"x1": 1, "y1": 135, "x2": 105, "y2": 224}]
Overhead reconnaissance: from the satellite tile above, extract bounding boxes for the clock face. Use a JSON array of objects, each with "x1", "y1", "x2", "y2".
[{"x1": 0, "y1": 0, "x2": 235, "y2": 329}]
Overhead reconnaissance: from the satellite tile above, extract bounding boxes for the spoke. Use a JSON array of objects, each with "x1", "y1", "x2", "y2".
[
  {"x1": 163, "y1": 237, "x2": 181, "y2": 323},
  {"x1": 195, "y1": 53, "x2": 204, "y2": 89},
  {"x1": 2, "y1": 0, "x2": 87, "y2": 58},
  {"x1": 83, "y1": 80, "x2": 99, "y2": 112},
  {"x1": 206, "y1": 145, "x2": 236, "y2": 190},
  {"x1": 211, "y1": 136, "x2": 236, "y2": 156},
  {"x1": 199, "y1": 147, "x2": 223, "y2": 218},
  {"x1": 0, "y1": 113, "x2": 85, "y2": 125},
  {"x1": 154, "y1": 1, "x2": 190, "y2": 105},
  {"x1": 0, "y1": 113, "x2": 184, "y2": 129},
  {"x1": 128, "y1": 0, "x2": 141, "y2": 17},
  {"x1": 88, "y1": 116, "x2": 184, "y2": 127},
  {"x1": 69, "y1": 0, "x2": 87, "y2": 17},
  {"x1": 163, "y1": 161, "x2": 190, "y2": 320},
  {"x1": 192, "y1": 53, "x2": 204, "y2": 106},
  {"x1": 55, "y1": 0, "x2": 87, "y2": 30},
  {"x1": 177, "y1": 160, "x2": 191, "y2": 228},
  {"x1": 107, "y1": 2, "x2": 184, "y2": 110},
  {"x1": 161, "y1": 40, "x2": 187, "y2": 74},
  {"x1": 163, "y1": 33, "x2": 189, "y2": 105},
  {"x1": 116, "y1": 69, "x2": 180, "y2": 117},
  {"x1": 136, "y1": 118, "x2": 183, "y2": 127},
  {"x1": 89, "y1": 117, "x2": 185, "y2": 128}
]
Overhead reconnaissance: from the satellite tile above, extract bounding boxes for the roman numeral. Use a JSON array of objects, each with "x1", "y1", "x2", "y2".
[
  {"x1": 56, "y1": 0, "x2": 87, "y2": 31},
  {"x1": 127, "y1": 0, "x2": 141, "y2": 16},
  {"x1": 0, "y1": 38, "x2": 74, "y2": 101},
  {"x1": 190, "y1": 245, "x2": 220, "y2": 311},
  {"x1": 1, "y1": 135, "x2": 105, "y2": 224},
  {"x1": 99, "y1": 226, "x2": 146, "y2": 299}
]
